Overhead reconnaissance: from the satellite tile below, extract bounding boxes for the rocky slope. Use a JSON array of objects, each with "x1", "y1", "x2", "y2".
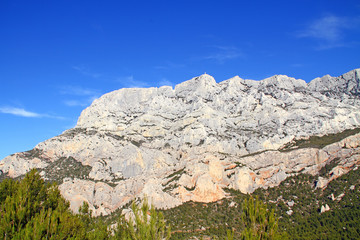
[{"x1": 1, "y1": 69, "x2": 360, "y2": 216}]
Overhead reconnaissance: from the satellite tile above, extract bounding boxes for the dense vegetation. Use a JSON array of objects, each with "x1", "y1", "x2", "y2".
[
  {"x1": 0, "y1": 169, "x2": 171, "y2": 240},
  {"x1": 114, "y1": 199, "x2": 171, "y2": 240},
  {"x1": 0, "y1": 170, "x2": 282, "y2": 239},
  {"x1": 163, "y1": 166, "x2": 360, "y2": 239},
  {"x1": 270, "y1": 167, "x2": 360, "y2": 239},
  {"x1": 2, "y1": 125, "x2": 360, "y2": 240},
  {"x1": 0, "y1": 169, "x2": 108, "y2": 239},
  {"x1": 280, "y1": 127, "x2": 360, "y2": 151},
  {"x1": 1, "y1": 164, "x2": 359, "y2": 239}
]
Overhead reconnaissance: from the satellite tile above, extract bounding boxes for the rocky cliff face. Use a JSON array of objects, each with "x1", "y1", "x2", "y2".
[{"x1": 1, "y1": 69, "x2": 360, "y2": 216}]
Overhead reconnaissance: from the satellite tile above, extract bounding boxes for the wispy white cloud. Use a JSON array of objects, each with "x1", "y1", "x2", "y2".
[
  {"x1": 158, "y1": 78, "x2": 175, "y2": 87},
  {"x1": 117, "y1": 76, "x2": 176, "y2": 89},
  {"x1": 202, "y1": 46, "x2": 244, "y2": 63},
  {"x1": 60, "y1": 86, "x2": 99, "y2": 96},
  {"x1": 60, "y1": 86, "x2": 100, "y2": 107},
  {"x1": 117, "y1": 76, "x2": 150, "y2": 88},
  {"x1": 297, "y1": 14, "x2": 360, "y2": 49},
  {"x1": 73, "y1": 65, "x2": 102, "y2": 78},
  {"x1": 63, "y1": 100, "x2": 88, "y2": 107},
  {"x1": 0, "y1": 107, "x2": 41, "y2": 117},
  {"x1": 63, "y1": 96, "x2": 98, "y2": 107},
  {"x1": 0, "y1": 107, "x2": 64, "y2": 119},
  {"x1": 299, "y1": 15, "x2": 345, "y2": 42}
]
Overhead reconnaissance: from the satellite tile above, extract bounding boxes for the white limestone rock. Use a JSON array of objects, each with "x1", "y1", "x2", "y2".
[
  {"x1": 316, "y1": 177, "x2": 329, "y2": 189},
  {"x1": 320, "y1": 204, "x2": 330, "y2": 213},
  {"x1": 0, "y1": 153, "x2": 48, "y2": 178},
  {"x1": 287, "y1": 200, "x2": 295, "y2": 207},
  {"x1": 1, "y1": 69, "x2": 360, "y2": 216},
  {"x1": 286, "y1": 210, "x2": 293, "y2": 215},
  {"x1": 231, "y1": 167, "x2": 256, "y2": 194}
]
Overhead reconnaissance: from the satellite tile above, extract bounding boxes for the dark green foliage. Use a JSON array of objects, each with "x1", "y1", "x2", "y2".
[
  {"x1": 226, "y1": 229, "x2": 234, "y2": 240},
  {"x1": 0, "y1": 169, "x2": 112, "y2": 240},
  {"x1": 318, "y1": 157, "x2": 341, "y2": 177},
  {"x1": 254, "y1": 173, "x2": 319, "y2": 221},
  {"x1": 163, "y1": 198, "x2": 244, "y2": 239},
  {"x1": 2, "y1": 137, "x2": 359, "y2": 240},
  {"x1": 165, "y1": 168, "x2": 186, "y2": 179},
  {"x1": 162, "y1": 168, "x2": 185, "y2": 193},
  {"x1": 105, "y1": 132, "x2": 125, "y2": 141},
  {"x1": 41, "y1": 156, "x2": 92, "y2": 184},
  {"x1": 163, "y1": 194, "x2": 281, "y2": 240},
  {"x1": 0, "y1": 170, "x2": 172, "y2": 239},
  {"x1": 238, "y1": 150, "x2": 270, "y2": 159},
  {"x1": 40, "y1": 156, "x2": 122, "y2": 187},
  {"x1": 131, "y1": 140, "x2": 144, "y2": 148},
  {"x1": 62, "y1": 128, "x2": 97, "y2": 138},
  {"x1": 113, "y1": 198, "x2": 171, "y2": 240},
  {"x1": 23, "y1": 148, "x2": 44, "y2": 159},
  {"x1": 79, "y1": 202, "x2": 111, "y2": 240},
  {"x1": 240, "y1": 196, "x2": 280, "y2": 239},
  {"x1": 254, "y1": 167, "x2": 360, "y2": 240},
  {"x1": 0, "y1": 178, "x2": 18, "y2": 203},
  {"x1": 288, "y1": 167, "x2": 360, "y2": 239},
  {"x1": 0, "y1": 169, "x2": 87, "y2": 239},
  {"x1": 164, "y1": 165, "x2": 359, "y2": 239},
  {"x1": 280, "y1": 127, "x2": 360, "y2": 151}
]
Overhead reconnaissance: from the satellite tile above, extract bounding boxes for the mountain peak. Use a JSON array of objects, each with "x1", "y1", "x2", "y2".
[
  {"x1": 1, "y1": 69, "x2": 360, "y2": 216},
  {"x1": 192, "y1": 73, "x2": 216, "y2": 84},
  {"x1": 308, "y1": 68, "x2": 360, "y2": 94},
  {"x1": 174, "y1": 73, "x2": 217, "y2": 98},
  {"x1": 198, "y1": 72, "x2": 214, "y2": 79}
]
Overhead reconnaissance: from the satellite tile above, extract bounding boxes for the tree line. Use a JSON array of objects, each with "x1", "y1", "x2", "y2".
[{"x1": 0, "y1": 169, "x2": 281, "y2": 239}]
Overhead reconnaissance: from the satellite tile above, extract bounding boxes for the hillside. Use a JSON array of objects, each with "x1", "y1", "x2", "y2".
[
  {"x1": 162, "y1": 157, "x2": 360, "y2": 239},
  {"x1": 1, "y1": 69, "x2": 360, "y2": 218}
]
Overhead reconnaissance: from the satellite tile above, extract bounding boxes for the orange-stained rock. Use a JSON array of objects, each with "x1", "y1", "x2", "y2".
[{"x1": 1, "y1": 70, "x2": 360, "y2": 216}]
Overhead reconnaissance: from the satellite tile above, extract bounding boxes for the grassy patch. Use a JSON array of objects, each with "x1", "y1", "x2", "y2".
[
  {"x1": 163, "y1": 191, "x2": 247, "y2": 239},
  {"x1": 237, "y1": 150, "x2": 270, "y2": 159},
  {"x1": 162, "y1": 168, "x2": 186, "y2": 193},
  {"x1": 40, "y1": 156, "x2": 92, "y2": 184},
  {"x1": 131, "y1": 140, "x2": 144, "y2": 147},
  {"x1": 105, "y1": 132, "x2": 125, "y2": 141},
  {"x1": 254, "y1": 167, "x2": 360, "y2": 239},
  {"x1": 22, "y1": 148, "x2": 44, "y2": 159},
  {"x1": 280, "y1": 128, "x2": 360, "y2": 152},
  {"x1": 161, "y1": 166, "x2": 360, "y2": 239},
  {"x1": 318, "y1": 157, "x2": 342, "y2": 177},
  {"x1": 166, "y1": 168, "x2": 186, "y2": 179},
  {"x1": 61, "y1": 128, "x2": 98, "y2": 138}
]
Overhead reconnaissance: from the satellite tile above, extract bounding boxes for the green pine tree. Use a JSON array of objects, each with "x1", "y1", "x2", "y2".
[
  {"x1": 0, "y1": 169, "x2": 96, "y2": 239},
  {"x1": 114, "y1": 198, "x2": 171, "y2": 240},
  {"x1": 240, "y1": 196, "x2": 281, "y2": 240}
]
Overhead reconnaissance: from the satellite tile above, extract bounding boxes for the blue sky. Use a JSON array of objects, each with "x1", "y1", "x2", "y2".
[{"x1": 1, "y1": 0, "x2": 360, "y2": 159}]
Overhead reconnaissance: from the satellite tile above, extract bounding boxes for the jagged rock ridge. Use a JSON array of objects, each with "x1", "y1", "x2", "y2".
[{"x1": 1, "y1": 69, "x2": 360, "y2": 216}]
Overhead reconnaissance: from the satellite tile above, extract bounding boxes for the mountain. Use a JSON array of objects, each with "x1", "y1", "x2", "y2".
[{"x1": 1, "y1": 69, "x2": 360, "y2": 217}]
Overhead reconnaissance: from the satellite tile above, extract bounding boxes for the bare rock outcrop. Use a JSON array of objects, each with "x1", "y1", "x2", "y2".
[{"x1": 1, "y1": 69, "x2": 360, "y2": 216}]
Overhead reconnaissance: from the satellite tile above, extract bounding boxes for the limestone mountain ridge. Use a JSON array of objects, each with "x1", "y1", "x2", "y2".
[{"x1": 1, "y1": 68, "x2": 360, "y2": 216}]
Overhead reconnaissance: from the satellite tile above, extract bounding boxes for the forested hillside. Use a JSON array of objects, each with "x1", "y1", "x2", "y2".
[
  {"x1": 163, "y1": 166, "x2": 360, "y2": 239},
  {"x1": 0, "y1": 170, "x2": 172, "y2": 240},
  {"x1": 2, "y1": 167, "x2": 359, "y2": 239},
  {"x1": 1, "y1": 170, "x2": 285, "y2": 239},
  {"x1": 2, "y1": 70, "x2": 360, "y2": 216}
]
